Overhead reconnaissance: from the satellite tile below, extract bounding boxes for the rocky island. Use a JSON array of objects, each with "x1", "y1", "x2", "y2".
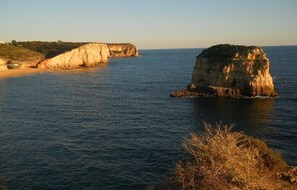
[
  {"x1": 171, "y1": 44, "x2": 278, "y2": 98},
  {"x1": 108, "y1": 43, "x2": 139, "y2": 57}
]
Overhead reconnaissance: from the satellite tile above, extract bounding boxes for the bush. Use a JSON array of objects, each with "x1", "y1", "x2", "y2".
[
  {"x1": 176, "y1": 123, "x2": 294, "y2": 190},
  {"x1": 242, "y1": 134, "x2": 287, "y2": 172}
]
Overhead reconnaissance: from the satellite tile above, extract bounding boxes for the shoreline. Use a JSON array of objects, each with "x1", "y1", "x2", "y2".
[
  {"x1": 0, "y1": 64, "x2": 109, "y2": 80},
  {"x1": 0, "y1": 66, "x2": 46, "y2": 80}
]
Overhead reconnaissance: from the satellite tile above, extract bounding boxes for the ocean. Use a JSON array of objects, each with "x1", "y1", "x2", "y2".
[{"x1": 0, "y1": 46, "x2": 296, "y2": 189}]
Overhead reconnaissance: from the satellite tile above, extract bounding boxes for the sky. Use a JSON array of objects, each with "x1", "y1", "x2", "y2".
[{"x1": 0, "y1": 0, "x2": 296, "y2": 49}]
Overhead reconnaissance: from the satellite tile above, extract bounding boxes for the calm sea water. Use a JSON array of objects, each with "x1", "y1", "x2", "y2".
[{"x1": 0, "y1": 47, "x2": 296, "y2": 189}]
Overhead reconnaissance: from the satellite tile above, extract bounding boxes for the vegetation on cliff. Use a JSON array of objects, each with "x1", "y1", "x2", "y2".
[
  {"x1": 199, "y1": 44, "x2": 258, "y2": 60},
  {"x1": 175, "y1": 123, "x2": 296, "y2": 190},
  {"x1": 0, "y1": 44, "x2": 44, "y2": 64},
  {"x1": 12, "y1": 41, "x2": 87, "y2": 58}
]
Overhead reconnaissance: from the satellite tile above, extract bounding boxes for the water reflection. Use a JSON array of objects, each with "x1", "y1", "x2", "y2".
[
  {"x1": 191, "y1": 97, "x2": 275, "y2": 136},
  {"x1": 46, "y1": 64, "x2": 108, "y2": 77}
]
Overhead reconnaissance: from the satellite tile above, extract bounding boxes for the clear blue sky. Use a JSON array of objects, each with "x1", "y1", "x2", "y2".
[{"x1": 0, "y1": 0, "x2": 296, "y2": 49}]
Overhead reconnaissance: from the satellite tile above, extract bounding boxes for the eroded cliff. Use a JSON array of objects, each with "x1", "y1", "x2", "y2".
[
  {"x1": 107, "y1": 43, "x2": 139, "y2": 57},
  {"x1": 171, "y1": 44, "x2": 278, "y2": 97},
  {"x1": 36, "y1": 43, "x2": 110, "y2": 69}
]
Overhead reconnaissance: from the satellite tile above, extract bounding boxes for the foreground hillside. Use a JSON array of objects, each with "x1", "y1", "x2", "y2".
[
  {"x1": 153, "y1": 123, "x2": 297, "y2": 190},
  {"x1": 175, "y1": 123, "x2": 297, "y2": 190}
]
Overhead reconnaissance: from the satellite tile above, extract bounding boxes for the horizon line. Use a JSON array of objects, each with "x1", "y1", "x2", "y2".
[{"x1": 2, "y1": 40, "x2": 297, "y2": 50}]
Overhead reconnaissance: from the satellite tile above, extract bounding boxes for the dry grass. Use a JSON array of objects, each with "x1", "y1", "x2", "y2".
[
  {"x1": 0, "y1": 44, "x2": 44, "y2": 64},
  {"x1": 176, "y1": 123, "x2": 295, "y2": 190}
]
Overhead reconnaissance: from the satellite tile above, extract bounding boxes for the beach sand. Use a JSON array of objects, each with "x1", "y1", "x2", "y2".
[
  {"x1": 0, "y1": 66, "x2": 45, "y2": 80},
  {"x1": 0, "y1": 64, "x2": 108, "y2": 80}
]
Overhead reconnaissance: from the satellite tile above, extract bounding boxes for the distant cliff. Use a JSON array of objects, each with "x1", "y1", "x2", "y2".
[
  {"x1": 107, "y1": 43, "x2": 139, "y2": 57},
  {"x1": 171, "y1": 44, "x2": 278, "y2": 97},
  {"x1": 36, "y1": 43, "x2": 110, "y2": 69}
]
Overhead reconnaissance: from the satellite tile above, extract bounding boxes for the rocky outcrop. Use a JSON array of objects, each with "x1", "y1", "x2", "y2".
[
  {"x1": 171, "y1": 44, "x2": 278, "y2": 98},
  {"x1": 36, "y1": 43, "x2": 110, "y2": 69},
  {"x1": 0, "y1": 59, "x2": 8, "y2": 71},
  {"x1": 107, "y1": 43, "x2": 139, "y2": 57}
]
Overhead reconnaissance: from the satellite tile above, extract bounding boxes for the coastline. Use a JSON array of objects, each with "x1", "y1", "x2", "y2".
[
  {"x1": 0, "y1": 66, "x2": 45, "y2": 80},
  {"x1": 0, "y1": 47, "x2": 296, "y2": 189},
  {"x1": 0, "y1": 64, "x2": 109, "y2": 80}
]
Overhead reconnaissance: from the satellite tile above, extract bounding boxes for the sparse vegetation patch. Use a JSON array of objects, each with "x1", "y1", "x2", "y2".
[{"x1": 200, "y1": 44, "x2": 258, "y2": 60}]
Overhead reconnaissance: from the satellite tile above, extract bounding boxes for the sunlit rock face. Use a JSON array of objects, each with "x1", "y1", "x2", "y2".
[
  {"x1": 0, "y1": 59, "x2": 8, "y2": 71},
  {"x1": 0, "y1": 59, "x2": 5, "y2": 64},
  {"x1": 107, "y1": 43, "x2": 139, "y2": 57},
  {"x1": 36, "y1": 43, "x2": 110, "y2": 69},
  {"x1": 172, "y1": 44, "x2": 278, "y2": 97}
]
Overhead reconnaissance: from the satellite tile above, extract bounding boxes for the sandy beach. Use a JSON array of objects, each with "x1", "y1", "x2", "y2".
[
  {"x1": 0, "y1": 67, "x2": 45, "y2": 80},
  {"x1": 0, "y1": 65, "x2": 109, "y2": 80}
]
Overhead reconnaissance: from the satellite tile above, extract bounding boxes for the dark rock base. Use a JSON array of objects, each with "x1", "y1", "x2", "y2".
[
  {"x1": 171, "y1": 84, "x2": 278, "y2": 98},
  {"x1": 170, "y1": 89, "x2": 217, "y2": 97},
  {"x1": 170, "y1": 88, "x2": 243, "y2": 98}
]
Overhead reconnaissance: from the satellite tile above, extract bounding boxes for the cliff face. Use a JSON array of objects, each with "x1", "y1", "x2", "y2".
[
  {"x1": 0, "y1": 59, "x2": 8, "y2": 71},
  {"x1": 37, "y1": 43, "x2": 110, "y2": 69},
  {"x1": 172, "y1": 44, "x2": 278, "y2": 97},
  {"x1": 107, "y1": 43, "x2": 139, "y2": 57}
]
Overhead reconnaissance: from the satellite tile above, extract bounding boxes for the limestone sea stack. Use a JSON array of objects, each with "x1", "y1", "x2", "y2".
[
  {"x1": 171, "y1": 44, "x2": 278, "y2": 98},
  {"x1": 107, "y1": 43, "x2": 139, "y2": 57},
  {"x1": 36, "y1": 43, "x2": 110, "y2": 69}
]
